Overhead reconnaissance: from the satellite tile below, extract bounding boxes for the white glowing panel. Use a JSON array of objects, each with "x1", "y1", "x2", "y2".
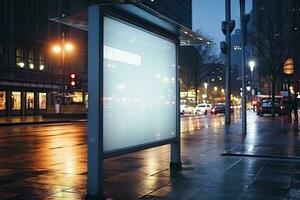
[{"x1": 103, "y1": 17, "x2": 176, "y2": 153}]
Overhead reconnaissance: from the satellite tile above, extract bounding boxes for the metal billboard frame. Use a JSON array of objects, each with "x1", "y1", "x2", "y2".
[{"x1": 87, "y1": 4, "x2": 181, "y2": 199}]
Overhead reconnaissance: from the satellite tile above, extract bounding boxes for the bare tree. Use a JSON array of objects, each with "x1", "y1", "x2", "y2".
[
  {"x1": 250, "y1": 3, "x2": 292, "y2": 117},
  {"x1": 179, "y1": 35, "x2": 222, "y2": 105}
]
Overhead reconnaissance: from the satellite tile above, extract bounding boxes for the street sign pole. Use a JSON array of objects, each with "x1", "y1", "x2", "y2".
[
  {"x1": 225, "y1": 0, "x2": 231, "y2": 124},
  {"x1": 240, "y1": 0, "x2": 247, "y2": 134},
  {"x1": 222, "y1": 0, "x2": 234, "y2": 124}
]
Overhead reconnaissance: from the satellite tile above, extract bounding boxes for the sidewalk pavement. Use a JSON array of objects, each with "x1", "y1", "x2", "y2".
[
  {"x1": 1, "y1": 112, "x2": 300, "y2": 199},
  {"x1": 0, "y1": 116, "x2": 87, "y2": 126}
]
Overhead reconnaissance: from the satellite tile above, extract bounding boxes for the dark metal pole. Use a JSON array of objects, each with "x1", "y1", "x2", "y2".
[
  {"x1": 60, "y1": 32, "x2": 66, "y2": 105},
  {"x1": 225, "y1": 0, "x2": 231, "y2": 124},
  {"x1": 240, "y1": 0, "x2": 247, "y2": 134},
  {"x1": 170, "y1": 44, "x2": 182, "y2": 170},
  {"x1": 288, "y1": 77, "x2": 292, "y2": 119}
]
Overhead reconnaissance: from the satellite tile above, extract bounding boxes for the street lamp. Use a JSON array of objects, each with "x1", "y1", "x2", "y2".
[
  {"x1": 248, "y1": 60, "x2": 255, "y2": 108},
  {"x1": 204, "y1": 82, "x2": 208, "y2": 89},
  {"x1": 52, "y1": 42, "x2": 74, "y2": 96},
  {"x1": 246, "y1": 85, "x2": 251, "y2": 92},
  {"x1": 249, "y1": 60, "x2": 255, "y2": 73}
]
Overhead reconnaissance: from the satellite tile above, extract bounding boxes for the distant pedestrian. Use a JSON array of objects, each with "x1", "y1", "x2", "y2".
[{"x1": 293, "y1": 93, "x2": 298, "y2": 122}]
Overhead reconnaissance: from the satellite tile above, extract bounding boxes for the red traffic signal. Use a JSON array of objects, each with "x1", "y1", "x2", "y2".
[
  {"x1": 69, "y1": 73, "x2": 77, "y2": 89},
  {"x1": 70, "y1": 73, "x2": 76, "y2": 79}
]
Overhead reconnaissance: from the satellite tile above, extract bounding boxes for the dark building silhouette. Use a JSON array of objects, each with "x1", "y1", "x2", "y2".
[{"x1": 0, "y1": 0, "x2": 192, "y2": 116}]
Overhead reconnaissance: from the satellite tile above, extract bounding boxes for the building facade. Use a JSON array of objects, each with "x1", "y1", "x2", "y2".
[
  {"x1": 0, "y1": 0, "x2": 192, "y2": 116},
  {"x1": 0, "y1": 0, "x2": 88, "y2": 117}
]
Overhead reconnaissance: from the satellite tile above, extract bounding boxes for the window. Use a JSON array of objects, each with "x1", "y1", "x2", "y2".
[
  {"x1": 0, "y1": 43, "x2": 3, "y2": 64},
  {"x1": 72, "y1": 92, "x2": 83, "y2": 103},
  {"x1": 11, "y1": 91, "x2": 21, "y2": 110},
  {"x1": 0, "y1": 91, "x2": 6, "y2": 110},
  {"x1": 85, "y1": 94, "x2": 88, "y2": 108},
  {"x1": 28, "y1": 49, "x2": 34, "y2": 69},
  {"x1": 26, "y1": 92, "x2": 34, "y2": 110},
  {"x1": 39, "y1": 53, "x2": 45, "y2": 70},
  {"x1": 39, "y1": 93, "x2": 46, "y2": 109},
  {"x1": 16, "y1": 47, "x2": 24, "y2": 68}
]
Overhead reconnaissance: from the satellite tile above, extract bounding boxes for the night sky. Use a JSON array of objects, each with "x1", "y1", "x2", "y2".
[{"x1": 192, "y1": 0, "x2": 252, "y2": 53}]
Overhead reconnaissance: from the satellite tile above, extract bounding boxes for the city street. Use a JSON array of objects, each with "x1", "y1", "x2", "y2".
[{"x1": 1, "y1": 112, "x2": 300, "y2": 199}]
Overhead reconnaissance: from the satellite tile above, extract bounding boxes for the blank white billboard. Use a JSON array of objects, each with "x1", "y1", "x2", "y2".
[{"x1": 103, "y1": 17, "x2": 177, "y2": 153}]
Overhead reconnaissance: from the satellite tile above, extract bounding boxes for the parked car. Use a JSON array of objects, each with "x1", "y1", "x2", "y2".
[
  {"x1": 257, "y1": 99, "x2": 281, "y2": 116},
  {"x1": 180, "y1": 105, "x2": 192, "y2": 115},
  {"x1": 211, "y1": 103, "x2": 234, "y2": 114},
  {"x1": 194, "y1": 103, "x2": 212, "y2": 115}
]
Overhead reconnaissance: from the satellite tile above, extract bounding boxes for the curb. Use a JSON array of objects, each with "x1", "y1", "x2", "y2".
[
  {"x1": 0, "y1": 119, "x2": 87, "y2": 127},
  {"x1": 221, "y1": 152, "x2": 300, "y2": 160}
]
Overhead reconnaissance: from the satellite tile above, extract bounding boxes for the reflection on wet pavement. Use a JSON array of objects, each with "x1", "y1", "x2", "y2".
[{"x1": 1, "y1": 111, "x2": 300, "y2": 199}]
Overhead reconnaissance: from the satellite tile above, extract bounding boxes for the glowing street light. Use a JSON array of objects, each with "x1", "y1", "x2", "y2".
[
  {"x1": 64, "y1": 43, "x2": 74, "y2": 52},
  {"x1": 214, "y1": 86, "x2": 218, "y2": 92},
  {"x1": 246, "y1": 85, "x2": 251, "y2": 91},
  {"x1": 204, "y1": 82, "x2": 208, "y2": 89},
  {"x1": 248, "y1": 60, "x2": 255, "y2": 72},
  {"x1": 52, "y1": 45, "x2": 62, "y2": 53}
]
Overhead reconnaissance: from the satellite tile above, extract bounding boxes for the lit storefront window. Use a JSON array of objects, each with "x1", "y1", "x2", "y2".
[
  {"x1": 39, "y1": 53, "x2": 45, "y2": 70},
  {"x1": 72, "y1": 92, "x2": 83, "y2": 103},
  {"x1": 0, "y1": 91, "x2": 6, "y2": 110},
  {"x1": 29, "y1": 49, "x2": 34, "y2": 69},
  {"x1": 16, "y1": 47, "x2": 24, "y2": 68},
  {"x1": 11, "y1": 91, "x2": 21, "y2": 110},
  {"x1": 26, "y1": 92, "x2": 34, "y2": 110},
  {"x1": 85, "y1": 94, "x2": 88, "y2": 108},
  {"x1": 39, "y1": 93, "x2": 46, "y2": 109}
]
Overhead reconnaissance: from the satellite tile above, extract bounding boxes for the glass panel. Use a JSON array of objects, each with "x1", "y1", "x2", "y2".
[
  {"x1": 11, "y1": 91, "x2": 21, "y2": 110},
  {"x1": 39, "y1": 53, "x2": 45, "y2": 70},
  {"x1": 39, "y1": 93, "x2": 46, "y2": 109},
  {"x1": 85, "y1": 94, "x2": 88, "y2": 108},
  {"x1": 0, "y1": 91, "x2": 6, "y2": 110},
  {"x1": 72, "y1": 92, "x2": 83, "y2": 103},
  {"x1": 103, "y1": 17, "x2": 176, "y2": 153},
  {"x1": 28, "y1": 49, "x2": 34, "y2": 69},
  {"x1": 26, "y1": 92, "x2": 34, "y2": 110},
  {"x1": 16, "y1": 47, "x2": 24, "y2": 68}
]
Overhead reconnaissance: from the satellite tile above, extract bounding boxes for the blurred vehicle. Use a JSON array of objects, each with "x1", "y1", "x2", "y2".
[
  {"x1": 211, "y1": 103, "x2": 234, "y2": 114},
  {"x1": 180, "y1": 105, "x2": 192, "y2": 115},
  {"x1": 257, "y1": 99, "x2": 282, "y2": 116},
  {"x1": 194, "y1": 103, "x2": 212, "y2": 115},
  {"x1": 254, "y1": 94, "x2": 283, "y2": 113}
]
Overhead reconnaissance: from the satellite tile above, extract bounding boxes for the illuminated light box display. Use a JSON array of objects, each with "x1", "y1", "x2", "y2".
[{"x1": 103, "y1": 17, "x2": 177, "y2": 153}]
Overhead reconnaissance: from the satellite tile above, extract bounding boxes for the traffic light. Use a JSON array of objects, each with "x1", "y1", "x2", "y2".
[
  {"x1": 70, "y1": 73, "x2": 77, "y2": 89},
  {"x1": 69, "y1": 73, "x2": 81, "y2": 89}
]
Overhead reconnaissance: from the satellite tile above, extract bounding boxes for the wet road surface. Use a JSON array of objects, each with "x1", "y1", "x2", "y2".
[{"x1": 1, "y1": 112, "x2": 300, "y2": 199}]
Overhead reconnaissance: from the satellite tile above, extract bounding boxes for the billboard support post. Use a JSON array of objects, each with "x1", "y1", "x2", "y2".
[
  {"x1": 87, "y1": 5, "x2": 104, "y2": 200},
  {"x1": 170, "y1": 44, "x2": 182, "y2": 170}
]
